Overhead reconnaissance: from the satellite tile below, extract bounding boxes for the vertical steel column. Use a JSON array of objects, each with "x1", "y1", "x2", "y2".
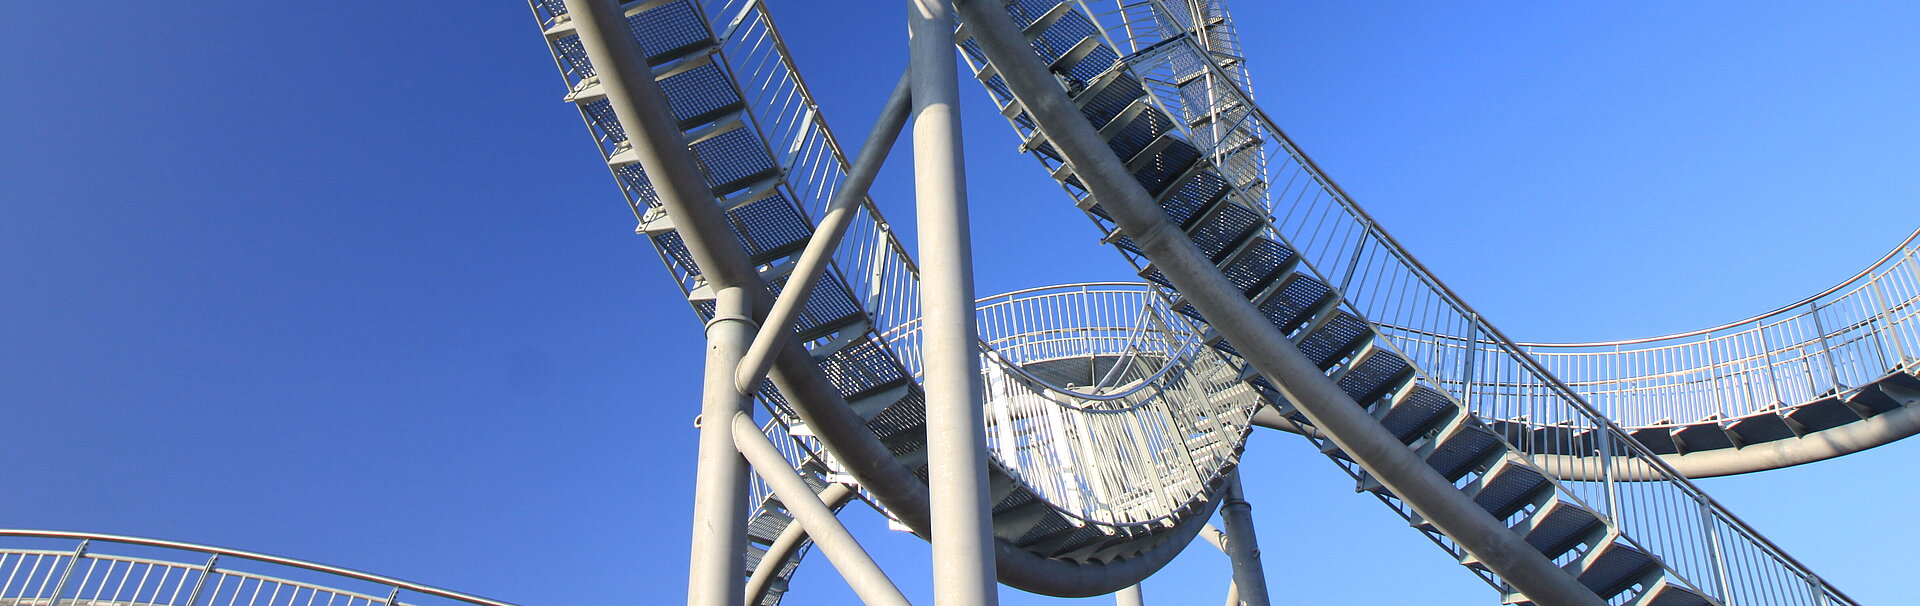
[
  {"x1": 1114, "y1": 584, "x2": 1144, "y2": 606},
  {"x1": 1215, "y1": 473, "x2": 1269, "y2": 606},
  {"x1": 694, "y1": 287, "x2": 756, "y2": 606},
  {"x1": 910, "y1": 0, "x2": 997, "y2": 604}
]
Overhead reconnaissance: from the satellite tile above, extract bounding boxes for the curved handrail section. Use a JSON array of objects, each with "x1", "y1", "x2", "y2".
[
  {"x1": 0, "y1": 529, "x2": 517, "y2": 606},
  {"x1": 1511, "y1": 229, "x2": 1920, "y2": 433},
  {"x1": 890, "y1": 283, "x2": 1263, "y2": 528}
]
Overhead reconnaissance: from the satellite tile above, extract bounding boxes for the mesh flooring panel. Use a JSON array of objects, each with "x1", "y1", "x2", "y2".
[
  {"x1": 1064, "y1": 45, "x2": 1118, "y2": 88},
  {"x1": 1220, "y1": 238, "x2": 1294, "y2": 295},
  {"x1": 629, "y1": 0, "x2": 712, "y2": 63},
  {"x1": 1336, "y1": 350, "x2": 1411, "y2": 405},
  {"x1": 817, "y1": 337, "x2": 909, "y2": 401},
  {"x1": 1188, "y1": 202, "x2": 1262, "y2": 261},
  {"x1": 1297, "y1": 312, "x2": 1370, "y2": 369},
  {"x1": 615, "y1": 164, "x2": 661, "y2": 208},
  {"x1": 1133, "y1": 139, "x2": 1201, "y2": 196},
  {"x1": 1382, "y1": 386, "x2": 1454, "y2": 443},
  {"x1": 1077, "y1": 75, "x2": 1143, "y2": 129},
  {"x1": 691, "y1": 127, "x2": 778, "y2": 195},
  {"x1": 1107, "y1": 109, "x2": 1174, "y2": 164},
  {"x1": 1258, "y1": 274, "x2": 1331, "y2": 332},
  {"x1": 653, "y1": 230, "x2": 701, "y2": 276},
  {"x1": 1032, "y1": 10, "x2": 1096, "y2": 65},
  {"x1": 659, "y1": 62, "x2": 743, "y2": 127},
  {"x1": 582, "y1": 98, "x2": 626, "y2": 143},
  {"x1": 1159, "y1": 170, "x2": 1229, "y2": 227},
  {"x1": 554, "y1": 35, "x2": 594, "y2": 77},
  {"x1": 725, "y1": 193, "x2": 811, "y2": 262}
]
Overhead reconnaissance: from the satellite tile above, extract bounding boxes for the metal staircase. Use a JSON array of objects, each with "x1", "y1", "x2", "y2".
[
  {"x1": 526, "y1": 0, "x2": 1258, "y2": 598},
  {"x1": 950, "y1": 0, "x2": 1855, "y2": 603},
  {"x1": 526, "y1": 0, "x2": 1870, "y2": 603}
]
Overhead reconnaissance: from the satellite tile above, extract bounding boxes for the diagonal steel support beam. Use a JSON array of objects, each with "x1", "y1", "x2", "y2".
[
  {"x1": 948, "y1": 1, "x2": 1604, "y2": 604},
  {"x1": 743, "y1": 484, "x2": 858, "y2": 606},
  {"x1": 732, "y1": 413, "x2": 912, "y2": 606},
  {"x1": 733, "y1": 73, "x2": 915, "y2": 396}
]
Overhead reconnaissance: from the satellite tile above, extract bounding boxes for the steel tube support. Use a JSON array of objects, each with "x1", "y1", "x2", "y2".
[
  {"x1": 744, "y1": 484, "x2": 858, "y2": 605},
  {"x1": 1114, "y1": 584, "x2": 1144, "y2": 606},
  {"x1": 691, "y1": 287, "x2": 756, "y2": 606},
  {"x1": 1216, "y1": 473, "x2": 1270, "y2": 606},
  {"x1": 734, "y1": 73, "x2": 915, "y2": 395},
  {"x1": 948, "y1": 2, "x2": 1604, "y2": 604},
  {"x1": 732, "y1": 413, "x2": 912, "y2": 606},
  {"x1": 911, "y1": 0, "x2": 997, "y2": 604}
]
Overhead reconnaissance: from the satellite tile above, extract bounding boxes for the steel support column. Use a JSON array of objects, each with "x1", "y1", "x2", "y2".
[
  {"x1": 948, "y1": 1, "x2": 1604, "y2": 604},
  {"x1": 1114, "y1": 584, "x2": 1144, "y2": 606},
  {"x1": 692, "y1": 286, "x2": 755, "y2": 606},
  {"x1": 910, "y1": 0, "x2": 997, "y2": 604},
  {"x1": 1216, "y1": 473, "x2": 1270, "y2": 606}
]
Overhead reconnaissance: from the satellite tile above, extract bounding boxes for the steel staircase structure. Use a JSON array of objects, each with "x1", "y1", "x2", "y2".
[
  {"x1": 525, "y1": 0, "x2": 1882, "y2": 604},
  {"x1": 526, "y1": 0, "x2": 1264, "y2": 600}
]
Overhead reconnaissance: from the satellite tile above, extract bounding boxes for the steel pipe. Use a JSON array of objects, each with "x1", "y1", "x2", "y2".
[
  {"x1": 910, "y1": 0, "x2": 997, "y2": 604},
  {"x1": 1115, "y1": 584, "x2": 1143, "y2": 606},
  {"x1": 689, "y1": 286, "x2": 756, "y2": 606},
  {"x1": 1216, "y1": 473, "x2": 1269, "y2": 606},
  {"x1": 732, "y1": 413, "x2": 911, "y2": 606},
  {"x1": 744, "y1": 484, "x2": 858, "y2": 606},
  {"x1": 947, "y1": 1, "x2": 1604, "y2": 603},
  {"x1": 734, "y1": 73, "x2": 915, "y2": 396}
]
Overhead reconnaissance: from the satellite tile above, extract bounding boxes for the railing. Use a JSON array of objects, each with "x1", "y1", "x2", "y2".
[
  {"x1": 1509, "y1": 229, "x2": 1920, "y2": 428},
  {"x1": 0, "y1": 530, "x2": 514, "y2": 606},
  {"x1": 890, "y1": 283, "x2": 1263, "y2": 528},
  {"x1": 1050, "y1": 4, "x2": 1857, "y2": 603}
]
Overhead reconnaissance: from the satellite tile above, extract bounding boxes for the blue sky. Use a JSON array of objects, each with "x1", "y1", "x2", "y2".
[{"x1": 4, "y1": 1, "x2": 1917, "y2": 604}]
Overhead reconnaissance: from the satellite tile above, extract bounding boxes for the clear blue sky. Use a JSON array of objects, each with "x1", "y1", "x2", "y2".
[{"x1": 4, "y1": 2, "x2": 1917, "y2": 604}]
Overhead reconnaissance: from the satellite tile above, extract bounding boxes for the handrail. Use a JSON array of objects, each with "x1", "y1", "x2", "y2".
[
  {"x1": 0, "y1": 529, "x2": 519, "y2": 606},
  {"x1": 1519, "y1": 227, "x2": 1920, "y2": 347}
]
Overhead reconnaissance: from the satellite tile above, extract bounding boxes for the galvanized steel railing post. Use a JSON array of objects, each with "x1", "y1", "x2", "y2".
[
  {"x1": 184, "y1": 553, "x2": 219, "y2": 606},
  {"x1": 1697, "y1": 498, "x2": 1734, "y2": 604},
  {"x1": 1809, "y1": 302, "x2": 1845, "y2": 390},
  {"x1": 46, "y1": 539, "x2": 89, "y2": 606},
  {"x1": 911, "y1": 0, "x2": 997, "y2": 603}
]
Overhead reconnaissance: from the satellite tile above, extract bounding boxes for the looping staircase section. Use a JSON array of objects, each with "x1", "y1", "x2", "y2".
[
  {"x1": 1506, "y1": 230, "x2": 1920, "y2": 474},
  {"x1": 955, "y1": 0, "x2": 1854, "y2": 603},
  {"x1": 526, "y1": 0, "x2": 1257, "y2": 598}
]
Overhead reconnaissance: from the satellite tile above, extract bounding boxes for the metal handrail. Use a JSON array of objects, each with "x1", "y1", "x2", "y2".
[
  {"x1": 1520, "y1": 227, "x2": 1920, "y2": 347},
  {"x1": 0, "y1": 529, "x2": 518, "y2": 606}
]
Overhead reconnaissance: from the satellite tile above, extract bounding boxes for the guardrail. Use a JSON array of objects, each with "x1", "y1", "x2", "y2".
[
  {"x1": 0, "y1": 530, "x2": 515, "y2": 606},
  {"x1": 891, "y1": 283, "x2": 1263, "y2": 528},
  {"x1": 1514, "y1": 229, "x2": 1920, "y2": 428}
]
